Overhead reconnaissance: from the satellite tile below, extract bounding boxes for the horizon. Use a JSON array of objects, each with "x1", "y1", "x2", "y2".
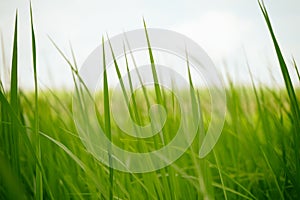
[{"x1": 0, "y1": 0, "x2": 300, "y2": 90}]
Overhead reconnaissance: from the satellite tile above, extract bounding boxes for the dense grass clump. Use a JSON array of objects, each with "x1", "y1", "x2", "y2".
[{"x1": 0, "y1": 1, "x2": 299, "y2": 199}]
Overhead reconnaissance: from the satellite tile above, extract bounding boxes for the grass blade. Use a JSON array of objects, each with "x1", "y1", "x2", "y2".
[
  {"x1": 10, "y1": 12, "x2": 18, "y2": 115},
  {"x1": 9, "y1": 10, "x2": 21, "y2": 181},
  {"x1": 143, "y1": 19, "x2": 163, "y2": 105},
  {"x1": 30, "y1": 3, "x2": 43, "y2": 199},
  {"x1": 292, "y1": 58, "x2": 300, "y2": 82},
  {"x1": 102, "y1": 36, "x2": 114, "y2": 200},
  {"x1": 143, "y1": 19, "x2": 166, "y2": 146},
  {"x1": 259, "y1": 1, "x2": 300, "y2": 195},
  {"x1": 123, "y1": 32, "x2": 151, "y2": 108}
]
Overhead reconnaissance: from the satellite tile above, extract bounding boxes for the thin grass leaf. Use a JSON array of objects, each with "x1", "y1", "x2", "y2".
[
  {"x1": 213, "y1": 151, "x2": 228, "y2": 200},
  {"x1": 143, "y1": 19, "x2": 162, "y2": 104},
  {"x1": 143, "y1": 19, "x2": 166, "y2": 146},
  {"x1": 106, "y1": 35, "x2": 141, "y2": 137},
  {"x1": 102, "y1": 36, "x2": 114, "y2": 200},
  {"x1": 123, "y1": 44, "x2": 141, "y2": 125},
  {"x1": 10, "y1": 11, "x2": 18, "y2": 116},
  {"x1": 123, "y1": 32, "x2": 151, "y2": 108},
  {"x1": 9, "y1": 10, "x2": 21, "y2": 181},
  {"x1": 211, "y1": 164, "x2": 258, "y2": 200},
  {"x1": 259, "y1": 1, "x2": 300, "y2": 194},
  {"x1": 30, "y1": 3, "x2": 43, "y2": 199},
  {"x1": 212, "y1": 183, "x2": 254, "y2": 200},
  {"x1": 261, "y1": 147, "x2": 284, "y2": 200},
  {"x1": 292, "y1": 58, "x2": 300, "y2": 82}
]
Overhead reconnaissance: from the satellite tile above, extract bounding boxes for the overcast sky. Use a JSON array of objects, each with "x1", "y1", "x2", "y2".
[{"x1": 0, "y1": 0, "x2": 300, "y2": 89}]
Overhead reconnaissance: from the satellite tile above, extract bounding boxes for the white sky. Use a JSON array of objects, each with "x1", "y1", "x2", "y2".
[{"x1": 0, "y1": 0, "x2": 300, "y2": 89}]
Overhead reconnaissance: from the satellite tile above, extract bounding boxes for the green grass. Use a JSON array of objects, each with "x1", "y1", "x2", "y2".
[
  {"x1": 0, "y1": 1, "x2": 300, "y2": 199},
  {"x1": 30, "y1": 4, "x2": 43, "y2": 200}
]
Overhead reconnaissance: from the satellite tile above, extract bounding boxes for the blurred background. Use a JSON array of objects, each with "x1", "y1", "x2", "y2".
[{"x1": 0, "y1": 0, "x2": 299, "y2": 89}]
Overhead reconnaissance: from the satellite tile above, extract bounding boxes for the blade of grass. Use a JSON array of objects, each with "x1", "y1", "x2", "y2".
[
  {"x1": 123, "y1": 44, "x2": 161, "y2": 199},
  {"x1": 107, "y1": 35, "x2": 143, "y2": 139},
  {"x1": 292, "y1": 58, "x2": 300, "y2": 82},
  {"x1": 210, "y1": 164, "x2": 258, "y2": 200},
  {"x1": 123, "y1": 44, "x2": 141, "y2": 125},
  {"x1": 143, "y1": 20, "x2": 174, "y2": 198},
  {"x1": 143, "y1": 19, "x2": 166, "y2": 147},
  {"x1": 123, "y1": 32, "x2": 151, "y2": 108},
  {"x1": 186, "y1": 50, "x2": 215, "y2": 199},
  {"x1": 212, "y1": 183, "x2": 254, "y2": 200},
  {"x1": 261, "y1": 147, "x2": 284, "y2": 199},
  {"x1": 143, "y1": 19, "x2": 163, "y2": 105},
  {"x1": 102, "y1": 36, "x2": 114, "y2": 200},
  {"x1": 106, "y1": 35, "x2": 128, "y2": 102},
  {"x1": 10, "y1": 11, "x2": 18, "y2": 119},
  {"x1": 259, "y1": 1, "x2": 300, "y2": 194},
  {"x1": 49, "y1": 37, "x2": 101, "y2": 158},
  {"x1": 30, "y1": 4, "x2": 43, "y2": 199},
  {"x1": 9, "y1": 10, "x2": 20, "y2": 181},
  {"x1": 213, "y1": 150, "x2": 228, "y2": 200}
]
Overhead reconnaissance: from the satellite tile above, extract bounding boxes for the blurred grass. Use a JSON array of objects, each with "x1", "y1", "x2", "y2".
[
  {"x1": 1, "y1": 81, "x2": 299, "y2": 199},
  {"x1": 0, "y1": 1, "x2": 299, "y2": 200}
]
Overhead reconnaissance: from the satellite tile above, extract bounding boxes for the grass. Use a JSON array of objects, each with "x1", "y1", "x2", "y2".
[
  {"x1": 259, "y1": 3, "x2": 300, "y2": 197},
  {"x1": 0, "y1": 1, "x2": 299, "y2": 199},
  {"x1": 30, "y1": 4, "x2": 43, "y2": 199},
  {"x1": 102, "y1": 36, "x2": 114, "y2": 200}
]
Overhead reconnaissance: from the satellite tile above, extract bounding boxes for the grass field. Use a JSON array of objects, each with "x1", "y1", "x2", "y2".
[{"x1": 0, "y1": 1, "x2": 300, "y2": 200}]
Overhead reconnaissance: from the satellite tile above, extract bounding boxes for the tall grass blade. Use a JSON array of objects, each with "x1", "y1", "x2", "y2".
[
  {"x1": 259, "y1": 1, "x2": 300, "y2": 195},
  {"x1": 143, "y1": 19, "x2": 162, "y2": 104},
  {"x1": 102, "y1": 36, "x2": 114, "y2": 200},
  {"x1": 107, "y1": 35, "x2": 141, "y2": 137},
  {"x1": 186, "y1": 50, "x2": 215, "y2": 199},
  {"x1": 213, "y1": 151, "x2": 228, "y2": 200},
  {"x1": 143, "y1": 19, "x2": 166, "y2": 146},
  {"x1": 10, "y1": 12, "x2": 18, "y2": 119},
  {"x1": 123, "y1": 44, "x2": 140, "y2": 125},
  {"x1": 9, "y1": 10, "x2": 21, "y2": 182},
  {"x1": 123, "y1": 32, "x2": 151, "y2": 108},
  {"x1": 30, "y1": 4, "x2": 43, "y2": 199},
  {"x1": 106, "y1": 35, "x2": 128, "y2": 101}
]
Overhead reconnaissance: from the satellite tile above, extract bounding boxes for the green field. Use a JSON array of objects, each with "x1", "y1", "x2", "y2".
[{"x1": 0, "y1": 2, "x2": 300, "y2": 200}]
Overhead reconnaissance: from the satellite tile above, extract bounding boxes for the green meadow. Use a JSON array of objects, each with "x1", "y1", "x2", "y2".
[{"x1": 0, "y1": 2, "x2": 299, "y2": 200}]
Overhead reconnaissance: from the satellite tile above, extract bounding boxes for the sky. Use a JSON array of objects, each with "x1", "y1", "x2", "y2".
[{"x1": 0, "y1": 0, "x2": 300, "y2": 89}]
